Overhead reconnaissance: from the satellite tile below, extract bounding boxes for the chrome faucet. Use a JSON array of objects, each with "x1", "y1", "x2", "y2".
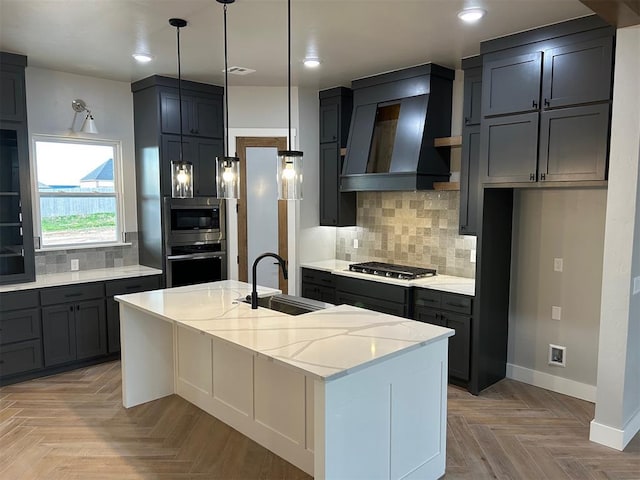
[{"x1": 251, "y1": 252, "x2": 288, "y2": 309}]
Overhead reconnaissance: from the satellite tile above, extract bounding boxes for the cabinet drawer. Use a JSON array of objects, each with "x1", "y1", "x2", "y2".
[
  {"x1": 335, "y1": 276, "x2": 409, "y2": 304},
  {"x1": 40, "y1": 283, "x2": 104, "y2": 306},
  {"x1": 301, "y1": 268, "x2": 335, "y2": 287},
  {"x1": 0, "y1": 290, "x2": 39, "y2": 312},
  {"x1": 441, "y1": 293, "x2": 472, "y2": 315},
  {"x1": 414, "y1": 289, "x2": 441, "y2": 309},
  {"x1": 0, "y1": 308, "x2": 40, "y2": 344},
  {"x1": 105, "y1": 275, "x2": 161, "y2": 297},
  {"x1": 0, "y1": 339, "x2": 43, "y2": 377}
]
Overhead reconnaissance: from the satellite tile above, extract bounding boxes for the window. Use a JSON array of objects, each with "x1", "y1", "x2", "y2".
[{"x1": 32, "y1": 136, "x2": 123, "y2": 248}]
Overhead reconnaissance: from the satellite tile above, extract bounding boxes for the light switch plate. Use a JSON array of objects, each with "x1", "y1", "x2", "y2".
[
  {"x1": 470, "y1": 249, "x2": 476, "y2": 263},
  {"x1": 70, "y1": 259, "x2": 79, "y2": 271},
  {"x1": 353, "y1": 238, "x2": 359, "y2": 249},
  {"x1": 554, "y1": 258, "x2": 563, "y2": 272},
  {"x1": 552, "y1": 306, "x2": 562, "y2": 320},
  {"x1": 634, "y1": 276, "x2": 640, "y2": 295}
]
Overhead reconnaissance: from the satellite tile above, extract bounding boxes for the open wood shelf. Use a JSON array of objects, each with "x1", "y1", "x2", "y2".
[
  {"x1": 434, "y1": 136, "x2": 462, "y2": 148},
  {"x1": 433, "y1": 181, "x2": 460, "y2": 191}
]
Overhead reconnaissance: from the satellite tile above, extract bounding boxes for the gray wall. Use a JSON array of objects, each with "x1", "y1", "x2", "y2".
[{"x1": 509, "y1": 188, "x2": 607, "y2": 387}]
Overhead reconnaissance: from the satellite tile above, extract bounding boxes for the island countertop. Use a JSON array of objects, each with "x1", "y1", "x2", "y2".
[{"x1": 116, "y1": 280, "x2": 453, "y2": 381}]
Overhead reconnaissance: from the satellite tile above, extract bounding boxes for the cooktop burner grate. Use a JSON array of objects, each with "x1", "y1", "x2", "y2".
[{"x1": 348, "y1": 261, "x2": 437, "y2": 280}]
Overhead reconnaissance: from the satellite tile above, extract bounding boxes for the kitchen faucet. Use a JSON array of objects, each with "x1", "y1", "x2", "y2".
[{"x1": 251, "y1": 252, "x2": 288, "y2": 309}]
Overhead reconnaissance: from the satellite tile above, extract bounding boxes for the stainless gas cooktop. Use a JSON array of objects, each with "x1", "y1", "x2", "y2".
[{"x1": 348, "y1": 262, "x2": 437, "y2": 280}]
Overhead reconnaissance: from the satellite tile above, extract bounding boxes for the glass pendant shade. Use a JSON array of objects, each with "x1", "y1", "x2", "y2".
[
  {"x1": 277, "y1": 150, "x2": 303, "y2": 200},
  {"x1": 171, "y1": 161, "x2": 193, "y2": 198},
  {"x1": 216, "y1": 155, "x2": 240, "y2": 199}
]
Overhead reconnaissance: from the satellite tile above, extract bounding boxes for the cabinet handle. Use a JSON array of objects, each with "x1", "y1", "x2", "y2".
[
  {"x1": 70, "y1": 306, "x2": 74, "y2": 312},
  {"x1": 544, "y1": 98, "x2": 550, "y2": 107},
  {"x1": 532, "y1": 100, "x2": 538, "y2": 108},
  {"x1": 464, "y1": 117, "x2": 470, "y2": 125},
  {"x1": 540, "y1": 173, "x2": 546, "y2": 181},
  {"x1": 64, "y1": 292, "x2": 83, "y2": 298},
  {"x1": 529, "y1": 173, "x2": 536, "y2": 182},
  {"x1": 125, "y1": 284, "x2": 142, "y2": 290}
]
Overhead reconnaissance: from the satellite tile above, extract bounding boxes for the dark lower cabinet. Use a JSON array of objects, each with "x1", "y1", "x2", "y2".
[
  {"x1": 335, "y1": 275, "x2": 412, "y2": 318},
  {"x1": 414, "y1": 288, "x2": 472, "y2": 382},
  {"x1": 301, "y1": 268, "x2": 336, "y2": 304},
  {"x1": 0, "y1": 290, "x2": 42, "y2": 378},
  {"x1": 42, "y1": 298, "x2": 106, "y2": 367},
  {"x1": 105, "y1": 275, "x2": 162, "y2": 353},
  {"x1": 0, "y1": 340, "x2": 42, "y2": 377}
]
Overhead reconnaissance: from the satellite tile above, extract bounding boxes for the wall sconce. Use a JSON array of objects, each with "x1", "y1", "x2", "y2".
[
  {"x1": 171, "y1": 161, "x2": 193, "y2": 198},
  {"x1": 69, "y1": 99, "x2": 98, "y2": 134},
  {"x1": 215, "y1": 0, "x2": 240, "y2": 200},
  {"x1": 277, "y1": 0, "x2": 303, "y2": 200}
]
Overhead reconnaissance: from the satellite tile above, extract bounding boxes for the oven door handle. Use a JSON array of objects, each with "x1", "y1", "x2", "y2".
[{"x1": 167, "y1": 252, "x2": 225, "y2": 261}]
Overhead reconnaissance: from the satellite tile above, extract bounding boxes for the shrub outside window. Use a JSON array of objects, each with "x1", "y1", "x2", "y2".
[{"x1": 32, "y1": 136, "x2": 123, "y2": 248}]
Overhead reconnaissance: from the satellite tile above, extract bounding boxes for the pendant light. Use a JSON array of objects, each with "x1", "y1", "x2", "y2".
[
  {"x1": 169, "y1": 18, "x2": 194, "y2": 199},
  {"x1": 277, "y1": 0, "x2": 303, "y2": 200},
  {"x1": 216, "y1": 0, "x2": 240, "y2": 199}
]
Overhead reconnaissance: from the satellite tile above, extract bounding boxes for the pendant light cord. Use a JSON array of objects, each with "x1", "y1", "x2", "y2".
[
  {"x1": 287, "y1": 0, "x2": 292, "y2": 150},
  {"x1": 176, "y1": 24, "x2": 184, "y2": 163},
  {"x1": 223, "y1": 4, "x2": 229, "y2": 157}
]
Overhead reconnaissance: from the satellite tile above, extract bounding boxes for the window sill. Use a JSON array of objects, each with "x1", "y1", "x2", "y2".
[{"x1": 36, "y1": 242, "x2": 133, "y2": 253}]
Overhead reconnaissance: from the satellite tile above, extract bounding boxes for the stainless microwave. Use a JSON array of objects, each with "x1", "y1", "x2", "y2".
[{"x1": 163, "y1": 197, "x2": 225, "y2": 246}]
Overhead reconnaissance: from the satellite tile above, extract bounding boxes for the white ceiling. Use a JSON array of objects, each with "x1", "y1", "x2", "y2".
[{"x1": 0, "y1": 0, "x2": 594, "y2": 89}]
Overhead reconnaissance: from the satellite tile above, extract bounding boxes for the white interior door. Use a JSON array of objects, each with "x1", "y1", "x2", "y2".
[{"x1": 246, "y1": 146, "x2": 279, "y2": 289}]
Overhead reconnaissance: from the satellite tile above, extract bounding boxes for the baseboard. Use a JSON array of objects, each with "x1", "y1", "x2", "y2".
[
  {"x1": 590, "y1": 407, "x2": 640, "y2": 451},
  {"x1": 506, "y1": 363, "x2": 597, "y2": 402}
]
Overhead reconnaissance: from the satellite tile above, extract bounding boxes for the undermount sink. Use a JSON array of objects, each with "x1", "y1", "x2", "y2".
[{"x1": 242, "y1": 293, "x2": 334, "y2": 316}]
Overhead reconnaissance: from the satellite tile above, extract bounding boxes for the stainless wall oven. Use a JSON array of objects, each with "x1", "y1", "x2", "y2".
[{"x1": 163, "y1": 197, "x2": 227, "y2": 288}]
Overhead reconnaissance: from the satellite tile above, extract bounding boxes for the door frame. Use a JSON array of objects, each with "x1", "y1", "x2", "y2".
[{"x1": 236, "y1": 136, "x2": 289, "y2": 293}]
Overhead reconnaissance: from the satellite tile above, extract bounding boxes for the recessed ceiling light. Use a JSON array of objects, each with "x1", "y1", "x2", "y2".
[
  {"x1": 304, "y1": 57, "x2": 321, "y2": 68},
  {"x1": 132, "y1": 53, "x2": 154, "y2": 63},
  {"x1": 457, "y1": 8, "x2": 486, "y2": 23}
]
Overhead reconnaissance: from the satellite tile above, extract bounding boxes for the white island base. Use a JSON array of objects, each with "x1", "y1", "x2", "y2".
[{"x1": 118, "y1": 281, "x2": 452, "y2": 479}]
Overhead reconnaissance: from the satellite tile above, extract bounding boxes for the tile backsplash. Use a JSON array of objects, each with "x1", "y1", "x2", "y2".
[
  {"x1": 35, "y1": 232, "x2": 140, "y2": 275},
  {"x1": 336, "y1": 191, "x2": 476, "y2": 278}
]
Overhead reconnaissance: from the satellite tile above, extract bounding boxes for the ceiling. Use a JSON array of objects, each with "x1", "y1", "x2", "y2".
[{"x1": 0, "y1": 0, "x2": 596, "y2": 89}]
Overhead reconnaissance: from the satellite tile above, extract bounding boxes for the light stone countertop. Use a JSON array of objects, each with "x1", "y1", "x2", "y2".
[
  {"x1": 115, "y1": 280, "x2": 453, "y2": 381},
  {"x1": 0, "y1": 265, "x2": 163, "y2": 293},
  {"x1": 300, "y1": 260, "x2": 475, "y2": 296}
]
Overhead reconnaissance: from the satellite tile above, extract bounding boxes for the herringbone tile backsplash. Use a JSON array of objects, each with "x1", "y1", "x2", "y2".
[{"x1": 336, "y1": 191, "x2": 476, "y2": 278}]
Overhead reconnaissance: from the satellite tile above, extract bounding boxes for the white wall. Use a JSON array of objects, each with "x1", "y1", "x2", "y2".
[
  {"x1": 508, "y1": 188, "x2": 607, "y2": 400},
  {"x1": 591, "y1": 25, "x2": 640, "y2": 451},
  {"x1": 25, "y1": 67, "x2": 137, "y2": 233}
]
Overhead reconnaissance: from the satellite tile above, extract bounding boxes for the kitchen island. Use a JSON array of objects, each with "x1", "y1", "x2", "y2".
[{"x1": 116, "y1": 280, "x2": 453, "y2": 479}]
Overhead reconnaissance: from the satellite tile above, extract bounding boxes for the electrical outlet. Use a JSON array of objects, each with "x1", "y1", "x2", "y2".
[
  {"x1": 634, "y1": 276, "x2": 640, "y2": 295},
  {"x1": 70, "y1": 259, "x2": 79, "y2": 271},
  {"x1": 549, "y1": 344, "x2": 566, "y2": 367},
  {"x1": 552, "y1": 306, "x2": 561, "y2": 320},
  {"x1": 353, "y1": 238, "x2": 359, "y2": 249},
  {"x1": 553, "y1": 258, "x2": 563, "y2": 272},
  {"x1": 470, "y1": 249, "x2": 476, "y2": 263}
]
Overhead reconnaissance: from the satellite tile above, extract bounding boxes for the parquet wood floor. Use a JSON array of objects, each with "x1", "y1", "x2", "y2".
[{"x1": 1, "y1": 361, "x2": 638, "y2": 479}]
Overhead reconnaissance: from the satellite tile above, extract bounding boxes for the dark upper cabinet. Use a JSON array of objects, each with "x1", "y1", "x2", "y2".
[
  {"x1": 539, "y1": 104, "x2": 610, "y2": 182},
  {"x1": 481, "y1": 112, "x2": 539, "y2": 183},
  {"x1": 160, "y1": 91, "x2": 223, "y2": 138},
  {"x1": 459, "y1": 126, "x2": 480, "y2": 235},
  {"x1": 541, "y1": 37, "x2": 613, "y2": 109},
  {"x1": 318, "y1": 88, "x2": 356, "y2": 227},
  {"x1": 0, "y1": 53, "x2": 35, "y2": 285},
  {"x1": 463, "y1": 69, "x2": 483, "y2": 126},
  {"x1": 480, "y1": 30, "x2": 614, "y2": 185},
  {"x1": 482, "y1": 52, "x2": 542, "y2": 117}
]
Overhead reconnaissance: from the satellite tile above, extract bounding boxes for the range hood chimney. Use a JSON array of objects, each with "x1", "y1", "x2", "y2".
[{"x1": 341, "y1": 63, "x2": 454, "y2": 192}]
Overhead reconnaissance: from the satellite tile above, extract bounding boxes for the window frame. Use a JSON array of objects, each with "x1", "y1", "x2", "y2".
[{"x1": 31, "y1": 134, "x2": 125, "y2": 250}]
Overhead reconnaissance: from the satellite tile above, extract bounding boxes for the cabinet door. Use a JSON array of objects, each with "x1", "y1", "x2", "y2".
[
  {"x1": 191, "y1": 137, "x2": 223, "y2": 197},
  {"x1": 539, "y1": 104, "x2": 609, "y2": 182},
  {"x1": 190, "y1": 95, "x2": 223, "y2": 138},
  {"x1": 320, "y1": 101, "x2": 339, "y2": 143},
  {"x1": 459, "y1": 125, "x2": 480, "y2": 235},
  {"x1": 542, "y1": 37, "x2": 613, "y2": 109},
  {"x1": 0, "y1": 308, "x2": 40, "y2": 344},
  {"x1": 160, "y1": 91, "x2": 189, "y2": 136},
  {"x1": 320, "y1": 142, "x2": 339, "y2": 225},
  {"x1": 445, "y1": 313, "x2": 471, "y2": 381},
  {"x1": 75, "y1": 299, "x2": 107, "y2": 360},
  {"x1": 413, "y1": 307, "x2": 446, "y2": 327},
  {"x1": 106, "y1": 297, "x2": 120, "y2": 353},
  {"x1": 0, "y1": 339, "x2": 43, "y2": 377},
  {"x1": 0, "y1": 69, "x2": 26, "y2": 122},
  {"x1": 463, "y1": 69, "x2": 483, "y2": 126},
  {"x1": 42, "y1": 304, "x2": 76, "y2": 367},
  {"x1": 482, "y1": 52, "x2": 542, "y2": 117},
  {"x1": 480, "y1": 112, "x2": 539, "y2": 184}
]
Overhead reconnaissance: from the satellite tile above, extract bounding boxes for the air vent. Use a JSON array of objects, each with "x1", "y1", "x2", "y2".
[{"x1": 224, "y1": 66, "x2": 255, "y2": 76}]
